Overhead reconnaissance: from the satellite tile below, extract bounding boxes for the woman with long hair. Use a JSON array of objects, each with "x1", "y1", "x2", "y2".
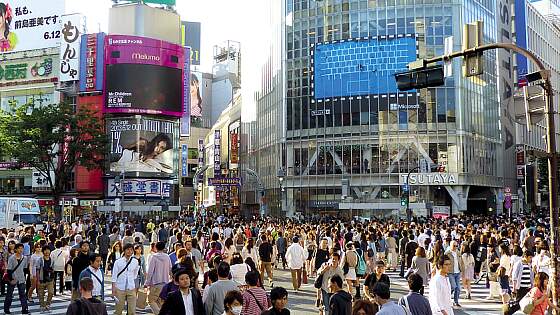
[
  {"x1": 223, "y1": 237, "x2": 236, "y2": 264},
  {"x1": 305, "y1": 232, "x2": 316, "y2": 277},
  {"x1": 410, "y1": 246, "x2": 430, "y2": 295},
  {"x1": 106, "y1": 241, "x2": 122, "y2": 274},
  {"x1": 241, "y1": 238, "x2": 258, "y2": 265},
  {"x1": 133, "y1": 244, "x2": 147, "y2": 290},
  {"x1": 528, "y1": 272, "x2": 560, "y2": 315},
  {"x1": 461, "y1": 243, "x2": 475, "y2": 299},
  {"x1": 0, "y1": 3, "x2": 16, "y2": 51},
  {"x1": 28, "y1": 242, "x2": 42, "y2": 303}
]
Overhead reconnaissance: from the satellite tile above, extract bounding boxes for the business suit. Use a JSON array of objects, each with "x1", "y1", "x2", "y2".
[{"x1": 158, "y1": 288, "x2": 204, "y2": 315}]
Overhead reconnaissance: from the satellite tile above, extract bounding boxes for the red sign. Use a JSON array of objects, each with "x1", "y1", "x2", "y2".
[
  {"x1": 230, "y1": 133, "x2": 239, "y2": 165},
  {"x1": 85, "y1": 34, "x2": 97, "y2": 92}
]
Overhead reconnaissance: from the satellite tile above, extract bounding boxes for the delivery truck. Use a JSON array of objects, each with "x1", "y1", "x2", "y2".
[{"x1": 0, "y1": 197, "x2": 42, "y2": 229}]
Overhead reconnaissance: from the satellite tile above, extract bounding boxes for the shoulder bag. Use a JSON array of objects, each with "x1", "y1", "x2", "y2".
[{"x1": 519, "y1": 290, "x2": 536, "y2": 314}]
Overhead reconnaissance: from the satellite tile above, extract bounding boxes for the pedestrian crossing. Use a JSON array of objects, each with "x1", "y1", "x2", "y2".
[
  {"x1": 385, "y1": 270, "x2": 504, "y2": 314},
  {"x1": 0, "y1": 282, "x2": 154, "y2": 315}
]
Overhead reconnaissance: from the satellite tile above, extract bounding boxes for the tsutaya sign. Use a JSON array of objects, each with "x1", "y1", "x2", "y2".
[{"x1": 400, "y1": 173, "x2": 458, "y2": 185}]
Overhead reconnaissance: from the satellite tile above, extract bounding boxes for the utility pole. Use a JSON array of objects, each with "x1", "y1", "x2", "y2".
[{"x1": 395, "y1": 20, "x2": 560, "y2": 309}]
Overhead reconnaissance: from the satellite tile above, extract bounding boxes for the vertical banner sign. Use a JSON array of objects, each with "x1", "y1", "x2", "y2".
[
  {"x1": 84, "y1": 34, "x2": 97, "y2": 90},
  {"x1": 197, "y1": 139, "x2": 204, "y2": 181},
  {"x1": 79, "y1": 32, "x2": 105, "y2": 92},
  {"x1": 497, "y1": 0, "x2": 517, "y2": 190},
  {"x1": 59, "y1": 14, "x2": 82, "y2": 82},
  {"x1": 181, "y1": 144, "x2": 188, "y2": 177},
  {"x1": 230, "y1": 133, "x2": 239, "y2": 166},
  {"x1": 515, "y1": 0, "x2": 529, "y2": 86},
  {"x1": 516, "y1": 144, "x2": 525, "y2": 179},
  {"x1": 214, "y1": 130, "x2": 221, "y2": 174},
  {"x1": 181, "y1": 46, "x2": 191, "y2": 136}
]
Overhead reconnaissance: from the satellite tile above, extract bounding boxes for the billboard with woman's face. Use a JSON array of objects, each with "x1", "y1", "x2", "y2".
[
  {"x1": 190, "y1": 71, "x2": 203, "y2": 117},
  {"x1": 0, "y1": 0, "x2": 65, "y2": 53},
  {"x1": 107, "y1": 116, "x2": 178, "y2": 176}
]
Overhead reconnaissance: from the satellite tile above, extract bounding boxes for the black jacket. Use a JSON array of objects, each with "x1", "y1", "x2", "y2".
[
  {"x1": 71, "y1": 252, "x2": 90, "y2": 289},
  {"x1": 329, "y1": 290, "x2": 352, "y2": 315},
  {"x1": 159, "y1": 288, "x2": 204, "y2": 315}
]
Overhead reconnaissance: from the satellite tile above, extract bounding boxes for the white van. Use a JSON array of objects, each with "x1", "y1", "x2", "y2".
[{"x1": 0, "y1": 198, "x2": 43, "y2": 229}]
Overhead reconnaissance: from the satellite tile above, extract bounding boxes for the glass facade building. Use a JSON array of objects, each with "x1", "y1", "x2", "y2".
[{"x1": 257, "y1": 0, "x2": 506, "y2": 217}]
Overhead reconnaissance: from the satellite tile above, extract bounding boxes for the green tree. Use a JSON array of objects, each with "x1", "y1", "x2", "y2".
[{"x1": 0, "y1": 102, "x2": 106, "y2": 206}]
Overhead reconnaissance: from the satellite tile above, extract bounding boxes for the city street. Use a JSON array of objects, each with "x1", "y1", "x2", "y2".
[{"x1": 0, "y1": 268, "x2": 502, "y2": 315}]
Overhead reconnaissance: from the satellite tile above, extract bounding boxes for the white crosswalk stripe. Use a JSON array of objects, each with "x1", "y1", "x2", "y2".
[{"x1": 0, "y1": 282, "x2": 154, "y2": 314}]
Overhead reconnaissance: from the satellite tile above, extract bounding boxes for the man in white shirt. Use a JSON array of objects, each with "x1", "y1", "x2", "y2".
[
  {"x1": 285, "y1": 236, "x2": 308, "y2": 291},
  {"x1": 112, "y1": 243, "x2": 140, "y2": 315},
  {"x1": 50, "y1": 240, "x2": 67, "y2": 295},
  {"x1": 429, "y1": 255, "x2": 454, "y2": 315},
  {"x1": 79, "y1": 253, "x2": 104, "y2": 300}
]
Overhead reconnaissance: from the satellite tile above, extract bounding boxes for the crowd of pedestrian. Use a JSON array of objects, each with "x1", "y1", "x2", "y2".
[{"x1": 0, "y1": 211, "x2": 556, "y2": 315}]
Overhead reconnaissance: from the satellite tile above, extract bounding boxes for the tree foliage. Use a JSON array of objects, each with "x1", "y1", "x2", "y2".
[{"x1": 0, "y1": 102, "x2": 106, "y2": 199}]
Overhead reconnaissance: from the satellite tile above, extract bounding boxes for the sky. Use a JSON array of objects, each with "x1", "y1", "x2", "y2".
[{"x1": 65, "y1": 0, "x2": 271, "y2": 121}]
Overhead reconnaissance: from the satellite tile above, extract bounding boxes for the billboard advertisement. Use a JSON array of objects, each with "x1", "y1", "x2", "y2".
[
  {"x1": 0, "y1": 56, "x2": 57, "y2": 89},
  {"x1": 181, "y1": 21, "x2": 201, "y2": 65},
  {"x1": 311, "y1": 34, "x2": 417, "y2": 99},
  {"x1": 0, "y1": 0, "x2": 65, "y2": 53},
  {"x1": 190, "y1": 71, "x2": 203, "y2": 117},
  {"x1": 79, "y1": 32, "x2": 105, "y2": 92},
  {"x1": 107, "y1": 178, "x2": 173, "y2": 198},
  {"x1": 107, "y1": 116, "x2": 178, "y2": 176},
  {"x1": 104, "y1": 35, "x2": 185, "y2": 117},
  {"x1": 58, "y1": 14, "x2": 81, "y2": 82},
  {"x1": 515, "y1": 0, "x2": 529, "y2": 86},
  {"x1": 180, "y1": 46, "x2": 191, "y2": 136}
]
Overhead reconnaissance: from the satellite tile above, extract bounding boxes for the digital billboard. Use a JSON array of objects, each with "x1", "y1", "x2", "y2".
[
  {"x1": 0, "y1": 0, "x2": 65, "y2": 53},
  {"x1": 312, "y1": 34, "x2": 417, "y2": 99},
  {"x1": 107, "y1": 116, "x2": 178, "y2": 176},
  {"x1": 104, "y1": 35, "x2": 185, "y2": 117}
]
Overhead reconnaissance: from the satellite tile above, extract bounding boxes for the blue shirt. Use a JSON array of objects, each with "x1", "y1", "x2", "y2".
[
  {"x1": 169, "y1": 252, "x2": 177, "y2": 265},
  {"x1": 378, "y1": 301, "x2": 406, "y2": 315}
]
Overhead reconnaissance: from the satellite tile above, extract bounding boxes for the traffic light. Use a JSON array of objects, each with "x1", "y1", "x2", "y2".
[
  {"x1": 395, "y1": 65, "x2": 445, "y2": 91},
  {"x1": 401, "y1": 193, "x2": 409, "y2": 207},
  {"x1": 462, "y1": 20, "x2": 484, "y2": 77}
]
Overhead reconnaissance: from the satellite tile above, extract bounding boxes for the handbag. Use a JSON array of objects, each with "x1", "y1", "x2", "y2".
[
  {"x1": 519, "y1": 291, "x2": 536, "y2": 314},
  {"x1": 314, "y1": 273, "x2": 324, "y2": 289},
  {"x1": 5, "y1": 258, "x2": 24, "y2": 286},
  {"x1": 302, "y1": 268, "x2": 308, "y2": 284},
  {"x1": 136, "y1": 288, "x2": 148, "y2": 309}
]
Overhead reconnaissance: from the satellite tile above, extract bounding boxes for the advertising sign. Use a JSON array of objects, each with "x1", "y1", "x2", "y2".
[
  {"x1": 515, "y1": 0, "x2": 529, "y2": 86},
  {"x1": 58, "y1": 14, "x2": 81, "y2": 82},
  {"x1": 432, "y1": 206, "x2": 450, "y2": 219},
  {"x1": 181, "y1": 21, "x2": 201, "y2": 65},
  {"x1": 208, "y1": 177, "x2": 242, "y2": 186},
  {"x1": 107, "y1": 178, "x2": 173, "y2": 198},
  {"x1": 181, "y1": 46, "x2": 191, "y2": 136},
  {"x1": 230, "y1": 133, "x2": 238, "y2": 165},
  {"x1": 197, "y1": 139, "x2": 204, "y2": 181},
  {"x1": 144, "y1": 0, "x2": 176, "y2": 5},
  {"x1": 516, "y1": 144, "x2": 525, "y2": 179},
  {"x1": 79, "y1": 32, "x2": 105, "y2": 92},
  {"x1": 190, "y1": 71, "x2": 203, "y2": 117},
  {"x1": 214, "y1": 130, "x2": 221, "y2": 173},
  {"x1": 104, "y1": 35, "x2": 185, "y2": 117},
  {"x1": 0, "y1": 0, "x2": 65, "y2": 53},
  {"x1": 181, "y1": 144, "x2": 188, "y2": 177},
  {"x1": 0, "y1": 56, "x2": 56, "y2": 88},
  {"x1": 32, "y1": 169, "x2": 54, "y2": 191},
  {"x1": 107, "y1": 116, "x2": 177, "y2": 176}
]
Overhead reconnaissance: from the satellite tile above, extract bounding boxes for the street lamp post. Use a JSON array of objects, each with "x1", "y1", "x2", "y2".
[{"x1": 277, "y1": 168, "x2": 285, "y2": 216}]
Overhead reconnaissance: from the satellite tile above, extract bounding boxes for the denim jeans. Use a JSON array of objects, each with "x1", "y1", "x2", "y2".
[
  {"x1": 449, "y1": 272, "x2": 461, "y2": 304},
  {"x1": 321, "y1": 288, "x2": 331, "y2": 315},
  {"x1": 4, "y1": 282, "x2": 28, "y2": 313}
]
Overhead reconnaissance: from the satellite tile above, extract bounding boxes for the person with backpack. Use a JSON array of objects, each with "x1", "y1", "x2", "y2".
[
  {"x1": 36, "y1": 245, "x2": 55, "y2": 313},
  {"x1": 399, "y1": 273, "x2": 432, "y2": 315},
  {"x1": 79, "y1": 253, "x2": 105, "y2": 301},
  {"x1": 354, "y1": 241, "x2": 367, "y2": 300},
  {"x1": 65, "y1": 277, "x2": 108, "y2": 315}
]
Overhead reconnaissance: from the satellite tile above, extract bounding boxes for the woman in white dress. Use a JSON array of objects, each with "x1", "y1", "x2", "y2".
[{"x1": 241, "y1": 238, "x2": 259, "y2": 264}]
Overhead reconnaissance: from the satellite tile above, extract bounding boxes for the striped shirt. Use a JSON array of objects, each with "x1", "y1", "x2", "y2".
[
  {"x1": 241, "y1": 287, "x2": 270, "y2": 315},
  {"x1": 520, "y1": 263, "x2": 532, "y2": 288}
]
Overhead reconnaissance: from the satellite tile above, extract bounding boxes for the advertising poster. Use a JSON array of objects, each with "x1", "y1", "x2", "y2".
[
  {"x1": 0, "y1": 56, "x2": 56, "y2": 89},
  {"x1": 180, "y1": 46, "x2": 191, "y2": 136},
  {"x1": 59, "y1": 14, "x2": 81, "y2": 82},
  {"x1": 79, "y1": 32, "x2": 105, "y2": 92},
  {"x1": 104, "y1": 35, "x2": 185, "y2": 117},
  {"x1": 230, "y1": 133, "x2": 238, "y2": 165},
  {"x1": 190, "y1": 71, "x2": 203, "y2": 117},
  {"x1": 107, "y1": 178, "x2": 172, "y2": 198},
  {"x1": 181, "y1": 21, "x2": 201, "y2": 65},
  {"x1": 108, "y1": 116, "x2": 178, "y2": 175},
  {"x1": 214, "y1": 130, "x2": 221, "y2": 173},
  {"x1": 181, "y1": 144, "x2": 188, "y2": 177},
  {"x1": 0, "y1": 0, "x2": 65, "y2": 53}
]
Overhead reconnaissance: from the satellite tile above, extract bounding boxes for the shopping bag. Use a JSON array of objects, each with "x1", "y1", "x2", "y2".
[{"x1": 136, "y1": 289, "x2": 148, "y2": 310}]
